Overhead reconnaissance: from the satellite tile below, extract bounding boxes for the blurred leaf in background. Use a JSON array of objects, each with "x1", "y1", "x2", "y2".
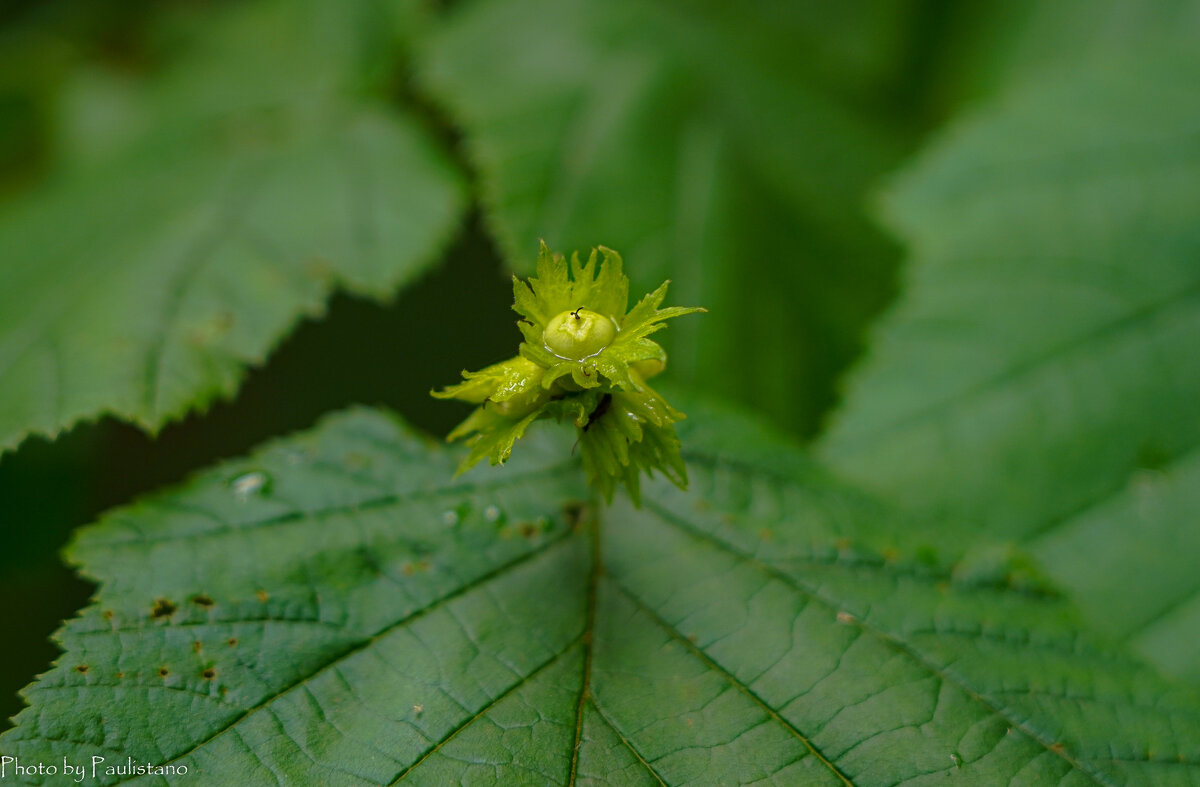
[
  {"x1": 420, "y1": 0, "x2": 914, "y2": 439},
  {"x1": 0, "y1": 34, "x2": 59, "y2": 196},
  {"x1": 923, "y1": 0, "x2": 1200, "y2": 114},
  {"x1": 822, "y1": 46, "x2": 1200, "y2": 686},
  {"x1": 0, "y1": 0, "x2": 464, "y2": 454}
]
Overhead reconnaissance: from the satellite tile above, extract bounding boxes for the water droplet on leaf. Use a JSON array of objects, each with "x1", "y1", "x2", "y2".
[{"x1": 230, "y1": 471, "x2": 270, "y2": 500}]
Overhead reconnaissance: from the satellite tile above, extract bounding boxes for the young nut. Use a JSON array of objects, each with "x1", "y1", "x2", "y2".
[{"x1": 543, "y1": 308, "x2": 617, "y2": 360}]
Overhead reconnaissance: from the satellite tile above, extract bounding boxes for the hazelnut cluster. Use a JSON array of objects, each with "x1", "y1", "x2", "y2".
[{"x1": 433, "y1": 242, "x2": 704, "y2": 503}]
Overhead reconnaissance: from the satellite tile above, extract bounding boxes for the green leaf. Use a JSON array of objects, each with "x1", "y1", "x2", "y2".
[
  {"x1": 0, "y1": 0, "x2": 465, "y2": 454},
  {"x1": 926, "y1": 0, "x2": 1200, "y2": 113},
  {"x1": 418, "y1": 0, "x2": 903, "y2": 436},
  {"x1": 1034, "y1": 449, "x2": 1200, "y2": 687},
  {"x1": 821, "y1": 49, "x2": 1200, "y2": 684},
  {"x1": 5, "y1": 403, "x2": 1197, "y2": 784}
]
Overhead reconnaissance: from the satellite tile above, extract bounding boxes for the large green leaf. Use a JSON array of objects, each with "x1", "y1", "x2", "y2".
[
  {"x1": 821, "y1": 49, "x2": 1200, "y2": 683},
  {"x1": 926, "y1": 0, "x2": 1200, "y2": 113},
  {"x1": 0, "y1": 0, "x2": 465, "y2": 454},
  {"x1": 418, "y1": 0, "x2": 903, "y2": 437},
  {"x1": 3, "y1": 403, "x2": 1197, "y2": 785}
]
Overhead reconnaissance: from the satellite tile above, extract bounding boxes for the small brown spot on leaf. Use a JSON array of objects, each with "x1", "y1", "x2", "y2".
[
  {"x1": 192, "y1": 641, "x2": 203, "y2": 653},
  {"x1": 191, "y1": 594, "x2": 215, "y2": 607},
  {"x1": 1050, "y1": 743, "x2": 1065, "y2": 754},
  {"x1": 158, "y1": 667, "x2": 170, "y2": 678},
  {"x1": 413, "y1": 704, "x2": 423, "y2": 714},
  {"x1": 75, "y1": 665, "x2": 89, "y2": 674},
  {"x1": 519, "y1": 522, "x2": 539, "y2": 538},
  {"x1": 401, "y1": 563, "x2": 415, "y2": 577},
  {"x1": 102, "y1": 610, "x2": 114, "y2": 620},
  {"x1": 201, "y1": 669, "x2": 216, "y2": 680},
  {"x1": 562, "y1": 501, "x2": 586, "y2": 527},
  {"x1": 226, "y1": 638, "x2": 238, "y2": 647},
  {"x1": 836, "y1": 611, "x2": 856, "y2": 625},
  {"x1": 256, "y1": 590, "x2": 270, "y2": 603},
  {"x1": 151, "y1": 598, "x2": 177, "y2": 619},
  {"x1": 115, "y1": 672, "x2": 124, "y2": 679}
]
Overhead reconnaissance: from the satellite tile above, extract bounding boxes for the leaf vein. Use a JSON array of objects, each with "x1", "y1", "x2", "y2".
[
  {"x1": 389, "y1": 635, "x2": 584, "y2": 784},
  {"x1": 108, "y1": 530, "x2": 576, "y2": 783},
  {"x1": 86, "y1": 461, "x2": 575, "y2": 549},
  {"x1": 586, "y1": 699, "x2": 668, "y2": 786},
  {"x1": 642, "y1": 499, "x2": 1112, "y2": 787},
  {"x1": 607, "y1": 577, "x2": 855, "y2": 786}
]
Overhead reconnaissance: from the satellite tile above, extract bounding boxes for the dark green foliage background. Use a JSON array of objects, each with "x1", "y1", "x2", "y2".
[{"x1": 1, "y1": 0, "x2": 1198, "y2": 766}]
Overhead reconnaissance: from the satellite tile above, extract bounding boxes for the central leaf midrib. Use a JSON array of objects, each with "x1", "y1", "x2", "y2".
[
  {"x1": 566, "y1": 506, "x2": 601, "y2": 786},
  {"x1": 570, "y1": 494, "x2": 854, "y2": 786}
]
